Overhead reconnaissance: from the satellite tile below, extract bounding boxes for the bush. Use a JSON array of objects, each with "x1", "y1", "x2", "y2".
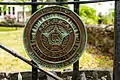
[
  {"x1": 102, "y1": 16, "x2": 112, "y2": 24},
  {"x1": 80, "y1": 5, "x2": 99, "y2": 24},
  {"x1": 101, "y1": 11, "x2": 114, "y2": 24},
  {"x1": 4, "y1": 14, "x2": 16, "y2": 25}
]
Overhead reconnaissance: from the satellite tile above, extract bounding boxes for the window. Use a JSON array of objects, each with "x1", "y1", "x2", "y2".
[
  {"x1": 13, "y1": 7, "x2": 15, "y2": 15},
  {"x1": 4, "y1": 11, "x2": 6, "y2": 15},
  {"x1": 3, "y1": 6, "x2": 6, "y2": 15},
  {"x1": 0, "y1": 7, "x2": 1, "y2": 16},
  {"x1": 8, "y1": 7, "x2": 10, "y2": 14}
]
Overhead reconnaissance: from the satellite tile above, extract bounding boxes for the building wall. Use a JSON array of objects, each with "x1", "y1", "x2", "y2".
[{"x1": 0, "y1": 5, "x2": 31, "y2": 23}]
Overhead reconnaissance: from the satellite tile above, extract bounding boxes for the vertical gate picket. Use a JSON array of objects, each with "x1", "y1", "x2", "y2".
[
  {"x1": 31, "y1": 0, "x2": 38, "y2": 80},
  {"x1": 114, "y1": 0, "x2": 120, "y2": 80},
  {"x1": 72, "y1": 0, "x2": 80, "y2": 80},
  {"x1": 32, "y1": 0, "x2": 37, "y2": 13}
]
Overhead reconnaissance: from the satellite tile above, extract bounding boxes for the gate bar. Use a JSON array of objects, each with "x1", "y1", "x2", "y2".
[
  {"x1": 114, "y1": 1, "x2": 120, "y2": 80},
  {"x1": 32, "y1": 0, "x2": 37, "y2": 14},
  {"x1": 32, "y1": 60, "x2": 38, "y2": 80},
  {"x1": 0, "y1": 43, "x2": 62, "y2": 80},
  {"x1": 72, "y1": 0, "x2": 80, "y2": 80},
  {"x1": 0, "y1": 0, "x2": 114, "y2": 5},
  {"x1": 31, "y1": 0, "x2": 38, "y2": 80}
]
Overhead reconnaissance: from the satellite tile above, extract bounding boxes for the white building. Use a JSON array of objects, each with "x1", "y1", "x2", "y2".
[{"x1": 0, "y1": 0, "x2": 31, "y2": 23}]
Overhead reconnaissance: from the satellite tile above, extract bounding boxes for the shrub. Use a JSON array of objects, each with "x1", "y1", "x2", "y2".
[
  {"x1": 80, "y1": 5, "x2": 99, "y2": 24},
  {"x1": 102, "y1": 16, "x2": 112, "y2": 24},
  {"x1": 4, "y1": 14, "x2": 16, "y2": 25},
  {"x1": 102, "y1": 11, "x2": 114, "y2": 24}
]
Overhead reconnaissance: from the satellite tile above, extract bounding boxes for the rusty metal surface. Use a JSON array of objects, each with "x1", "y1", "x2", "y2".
[{"x1": 23, "y1": 6, "x2": 87, "y2": 68}]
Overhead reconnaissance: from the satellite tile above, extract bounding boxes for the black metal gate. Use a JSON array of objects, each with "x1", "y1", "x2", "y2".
[{"x1": 0, "y1": 0, "x2": 119, "y2": 80}]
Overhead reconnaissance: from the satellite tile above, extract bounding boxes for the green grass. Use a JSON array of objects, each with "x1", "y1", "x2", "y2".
[
  {"x1": 0, "y1": 27, "x2": 31, "y2": 72},
  {"x1": 0, "y1": 27, "x2": 18, "y2": 31},
  {"x1": 0, "y1": 27, "x2": 113, "y2": 72}
]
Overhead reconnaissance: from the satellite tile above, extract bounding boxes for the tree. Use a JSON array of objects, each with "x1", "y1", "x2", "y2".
[
  {"x1": 108, "y1": 8, "x2": 114, "y2": 24},
  {"x1": 80, "y1": 5, "x2": 98, "y2": 24},
  {"x1": 102, "y1": 8, "x2": 114, "y2": 24}
]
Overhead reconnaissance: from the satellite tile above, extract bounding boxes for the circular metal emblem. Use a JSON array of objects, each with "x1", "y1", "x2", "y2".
[{"x1": 23, "y1": 6, "x2": 87, "y2": 68}]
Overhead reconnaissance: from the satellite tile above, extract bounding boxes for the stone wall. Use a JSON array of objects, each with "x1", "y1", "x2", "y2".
[
  {"x1": 86, "y1": 24, "x2": 114, "y2": 57},
  {"x1": 0, "y1": 70, "x2": 112, "y2": 80}
]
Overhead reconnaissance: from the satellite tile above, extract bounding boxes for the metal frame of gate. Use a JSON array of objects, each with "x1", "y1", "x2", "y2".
[{"x1": 0, "y1": 0, "x2": 119, "y2": 80}]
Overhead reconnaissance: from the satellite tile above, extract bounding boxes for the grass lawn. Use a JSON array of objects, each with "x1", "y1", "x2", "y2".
[{"x1": 0, "y1": 27, "x2": 113, "y2": 72}]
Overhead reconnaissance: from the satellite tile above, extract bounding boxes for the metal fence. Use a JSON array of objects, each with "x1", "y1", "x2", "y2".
[{"x1": 0, "y1": 0, "x2": 119, "y2": 80}]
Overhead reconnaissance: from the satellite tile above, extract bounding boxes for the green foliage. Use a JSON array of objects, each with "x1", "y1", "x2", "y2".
[
  {"x1": 102, "y1": 15, "x2": 111, "y2": 24},
  {"x1": 102, "y1": 9, "x2": 114, "y2": 24},
  {"x1": 4, "y1": 14, "x2": 16, "y2": 25},
  {"x1": 0, "y1": 27, "x2": 17, "y2": 31},
  {"x1": 80, "y1": 6, "x2": 114, "y2": 25},
  {"x1": 103, "y1": 9, "x2": 115, "y2": 24},
  {"x1": 80, "y1": 5, "x2": 98, "y2": 24},
  {"x1": 110, "y1": 11, "x2": 114, "y2": 23},
  {"x1": 0, "y1": 5, "x2": 7, "y2": 13},
  {"x1": 3, "y1": 5, "x2": 7, "y2": 13}
]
